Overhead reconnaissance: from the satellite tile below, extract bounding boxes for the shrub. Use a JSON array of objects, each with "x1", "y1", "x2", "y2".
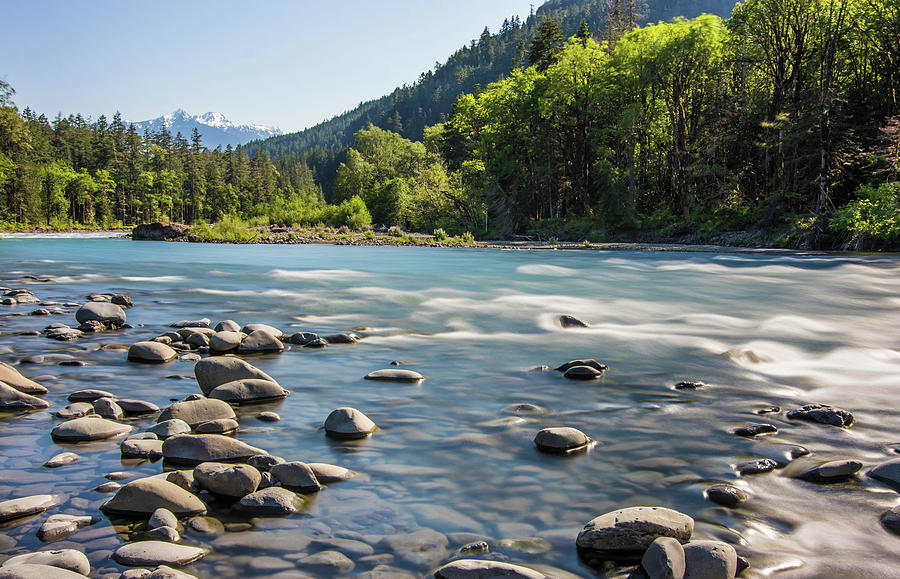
[
  {"x1": 830, "y1": 183, "x2": 900, "y2": 239},
  {"x1": 433, "y1": 228, "x2": 448, "y2": 241}
]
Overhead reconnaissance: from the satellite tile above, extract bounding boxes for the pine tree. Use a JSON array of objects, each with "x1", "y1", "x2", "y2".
[{"x1": 528, "y1": 17, "x2": 565, "y2": 71}]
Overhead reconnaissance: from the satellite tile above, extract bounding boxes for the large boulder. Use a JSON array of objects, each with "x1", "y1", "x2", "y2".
[
  {"x1": 308, "y1": 463, "x2": 356, "y2": 484},
  {"x1": 75, "y1": 302, "x2": 126, "y2": 327},
  {"x1": 128, "y1": 341, "x2": 177, "y2": 363},
  {"x1": 51, "y1": 416, "x2": 133, "y2": 442},
  {"x1": 434, "y1": 560, "x2": 548, "y2": 579},
  {"x1": 161, "y1": 434, "x2": 267, "y2": 465},
  {"x1": 237, "y1": 330, "x2": 284, "y2": 354},
  {"x1": 0, "y1": 495, "x2": 58, "y2": 522},
  {"x1": 99, "y1": 477, "x2": 206, "y2": 517},
  {"x1": 1, "y1": 549, "x2": 90, "y2": 575},
  {"x1": 132, "y1": 222, "x2": 190, "y2": 241},
  {"x1": 0, "y1": 362, "x2": 48, "y2": 394},
  {"x1": 208, "y1": 379, "x2": 287, "y2": 404},
  {"x1": 324, "y1": 407, "x2": 376, "y2": 439},
  {"x1": 0, "y1": 381, "x2": 49, "y2": 410},
  {"x1": 157, "y1": 397, "x2": 236, "y2": 428},
  {"x1": 576, "y1": 507, "x2": 694, "y2": 560},
  {"x1": 193, "y1": 462, "x2": 261, "y2": 498},
  {"x1": 194, "y1": 357, "x2": 275, "y2": 395}
]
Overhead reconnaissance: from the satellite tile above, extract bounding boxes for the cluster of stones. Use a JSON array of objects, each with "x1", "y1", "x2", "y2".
[
  {"x1": 43, "y1": 295, "x2": 133, "y2": 341},
  {"x1": 127, "y1": 317, "x2": 363, "y2": 363}
]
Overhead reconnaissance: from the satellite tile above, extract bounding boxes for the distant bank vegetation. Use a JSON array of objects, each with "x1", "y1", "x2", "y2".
[{"x1": 1, "y1": 0, "x2": 898, "y2": 250}]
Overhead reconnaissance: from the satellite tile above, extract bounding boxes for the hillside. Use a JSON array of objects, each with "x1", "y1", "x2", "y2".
[{"x1": 248, "y1": 0, "x2": 739, "y2": 198}]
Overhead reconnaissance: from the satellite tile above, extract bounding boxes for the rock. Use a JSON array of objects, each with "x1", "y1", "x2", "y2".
[
  {"x1": 94, "y1": 396, "x2": 125, "y2": 420},
  {"x1": 323, "y1": 333, "x2": 359, "y2": 344},
  {"x1": 308, "y1": 463, "x2": 356, "y2": 484},
  {"x1": 194, "y1": 356, "x2": 276, "y2": 396},
  {"x1": 310, "y1": 537, "x2": 375, "y2": 558},
  {"x1": 157, "y1": 397, "x2": 236, "y2": 428},
  {"x1": 193, "y1": 418, "x2": 238, "y2": 434},
  {"x1": 128, "y1": 342, "x2": 178, "y2": 363},
  {"x1": 111, "y1": 294, "x2": 133, "y2": 308},
  {"x1": 236, "y1": 487, "x2": 304, "y2": 516},
  {"x1": 193, "y1": 462, "x2": 261, "y2": 498},
  {"x1": 187, "y1": 516, "x2": 224, "y2": 535},
  {"x1": 149, "y1": 420, "x2": 192, "y2": 439},
  {"x1": 161, "y1": 434, "x2": 267, "y2": 465},
  {"x1": 0, "y1": 362, "x2": 48, "y2": 394},
  {"x1": 732, "y1": 424, "x2": 777, "y2": 437},
  {"x1": 641, "y1": 536, "x2": 686, "y2": 579},
  {"x1": 576, "y1": 507, "x2": 694, "y2": 559},
  {"x1": 116, "y1": 399, "x2": 160, "y2": 415},
  {"x1": 120, "y1": 569, "x2": 152, "y2": 579},
  {"x1": 435, "y1": 560, "x2": 549, "y2": 579},
  {"x1": 534, "y1": 427, "x2": 593, "y2": 453},
  {"x1": 185, "y1": 333, "x2": 209, "y2": 348},
  {"x1": 0, "y1": 381, "x2": 50, "y2": 410},
  {"x1": 132, "y1": 222, "x2": 190, "y2": 241},
  {"x1": 121, "y1": 438, "x2": 165, "y2": 460},
  {"x1": 675, "y1": 381, "x2": 707, "y2": 390},
  {"x1": 148, "y1": 508, "x2": 179, "y2": 529},
  {"x1": 0, "y1": 564, "x2": 88, "y2": 578},
  {"x1": 381, "y1": 528, "x2": 449, "y2": 569},
  {"x1": 240, "y1": 323, "x2": 283, "y2": 338},
  {"x1": 559, "y1": 315, "x2": 590, "y2": 328},
  {"x1": 177, "y1": 327, "x2": 215, "y2": 340},
  {"x1": 51, "y1": 416, "x2": 133, "y2": 442},
  {"x1": 704, "y1": 485, "x2": 749, "y2": 508},
  {"x1": 1, "y1": 548, "x2": 90, "y2": 575},
  {"x1": 0, "y1": 495, "x2": 58, "y2": 522},
  {"x1": 868, "y1": 458, "x2": 900, "y2": 491},
  {"x1": 215, "y1": 320, "x2": 241, "y2": 332},
  {"x1": 165, "y1": 470, "x2": 196, "y2": 492},
  {"x1": 145, "y1": 525, "x2": 180, "y2": 542},
  {"x1": 324, "y1": 407, "x2": 377, "y2": 439},
  {"x1": 37, "y1": 514, "x2": 94, "y2": 542},
  {"x1": 30, "y1": 308, "x2": 51, "y2": 316},
  {"x1": 170, "y1": 319, "x2": 211, "y2": 329},
  {"x1": 111, "y1": 541, "x2": 207, "y2": 567},
  {"x1": 95, "y1": 481, "x2": 122, "y2": 493},
  {"x1": 286, "y1": 332, "x2": 320, "y2": 345},
  {"x1": 147, "y1": 565, "x2": 198, "y2": 579},
  {"x1": 56, "y1": 402, "x2": 93, "y2": 419},
  {"x1": 43, "y1": 452, "x2": 80, "y2": 468},
  {"x1": 364, "y1": 369, "x2": 425, "y2": 382},
  {"x1": 256, "y1": 411, "x2": 280, "y2": 422},
  {"x1": 298, "y1": 550, "x2": 355, "y2": 573},
  {"x1": 45, "y1": 327, "x2": 82, "y2": 341},
  {"x1": 786, "y1": 403, "x2": 854, "y2": 427},
  {"x1": 208, "y1": 379, "x2": 287, "y2": 404},
  {"x1": 67, "y1": 388, "x2": 114, "y2": 402},
  {"x1": 75, "y1": 301, "x2": 126, "y2": 327},
  {"x1": 77, "y1": 319, "x2": 105, "y2": 332},
  {"x1": 735, "y1": 459, "x2": 778, "y2": 476},
  {"x1": 795, "y1": 460, "x2": 862, "y2": 483},
  {"x1": 270, "y1": 462, "x2": 322, "y2": 492},
  {"x1": 237, "y1": 330, "x2": 285, "y2": 354},
  {"x1": 682, "y1": 540, "x2": 737, "y2": 579},
  {"x1": 100, "y1": 477, "x2": 206, "y2": 517},
  {"x1": 881, "y1": 506, "x2": 900, "y2": 535},
  {"x1": 247, "y1": 454, "x2": 285, "y2": 472},
  {"x1": 554, "y1": 359, "x2": 608, "y2": 373},
  {"x1": 563, "y1": 365, "x2": 604, "y2": 380},
  {"x1": 208, "y1": 331, "x2": 243, "y2": 352}
]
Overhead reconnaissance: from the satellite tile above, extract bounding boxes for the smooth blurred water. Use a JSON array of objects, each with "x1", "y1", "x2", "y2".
[{"x1": 1, "y1": 237, "x2": 900, "y2": 578}]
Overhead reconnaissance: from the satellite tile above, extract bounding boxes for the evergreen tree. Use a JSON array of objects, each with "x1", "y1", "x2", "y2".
[{"x1": 528, "y1": 17, "x2": 566, "y2": 70}]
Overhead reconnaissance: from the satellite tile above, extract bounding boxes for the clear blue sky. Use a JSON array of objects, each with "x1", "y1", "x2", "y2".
[{"x1": 2, "y1": 0, "x2": 536, "y2": 132}]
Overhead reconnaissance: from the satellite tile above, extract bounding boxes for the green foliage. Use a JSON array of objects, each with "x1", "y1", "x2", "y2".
[
  {"x1": 432, "y1": 227, "x2": 448, "y2": 241},
  {"x1": 830, "y1": 183, "x2": 900, "y2": 239},
  {"x1": 529, "y1": 17, "x2": 566, "y2": 70},
  {"x1": 190, "y1": 214, "x2": 258, "y2": 243}
]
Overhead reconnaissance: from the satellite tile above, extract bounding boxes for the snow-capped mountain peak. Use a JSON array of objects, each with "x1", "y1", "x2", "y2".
[{"x1": 128, "y1": 109, "x2": 281, "y2": 149}]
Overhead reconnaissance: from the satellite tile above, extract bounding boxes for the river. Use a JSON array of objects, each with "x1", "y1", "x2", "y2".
[{"x1": 1, "y1": 235, "x2": 899, "y2": 578}]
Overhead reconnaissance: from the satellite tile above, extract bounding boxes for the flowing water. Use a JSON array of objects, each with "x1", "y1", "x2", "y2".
[{"x1": 1, "y1": 236, "x2": 899, "y2": 578}]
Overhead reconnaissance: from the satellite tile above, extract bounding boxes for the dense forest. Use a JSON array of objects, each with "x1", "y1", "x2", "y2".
[{"x1": 1, "y1": 0, "x2": 898, "y2": 249}]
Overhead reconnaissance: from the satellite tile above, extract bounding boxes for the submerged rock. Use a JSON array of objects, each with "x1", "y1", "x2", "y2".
[
  {"x1": 308, "y1": 462, "x2": 356, "y2": 484},
  {"x1": 1, "y1": 548, "x2": 90, "y2": 575},
  {"x1": 67, "y1": 388, "x2": 114, "y2": 402},
  {"x1": 270, "y1": 462, "x2": 321, "y2": 492},
  {"x1": 576, "y1": 507, "x2": 694, "y2": 559},
  {"x1": 364, "y1": 368, "x2": 425, "y2": 382},
  {"x1": 704, "y1": 485, "x2": 750, "y2": 508},
  {"x1": 674, "y1": 381, "x2": 706, "y2": 391},
  {"x1": 554, "y1": 359, "x2": 608, "y2": 373},
  {"x1": 0, "y1": 494, "x2": 58, "y2": 522},
  {"x1": 558, "y1": 315, "x2": 590, "y2": 328},
  {"x1": 43, "y1": 452, "x2": 80, "y2": 468},
  {"x1": 112, "y1": 541, "x2": 207, "y2": 567},
  {"x1": 735, "y1": 459, "x2": 778, "y2": 476},
  {"x1": 534, "y1": 427, "x2": 593, "y2": 453},
  {"x1": 381, "y1": 528, "x2": 449, "y2": 569},
  {"x1": 563, "y1": 365, "x2": 604, "y2": 380},
  {"x1": 324, "y1": 407, "x2": 377, "y2": 439},
  {"x1": 36, "y1": 514, "x2": 95, "y2": 542},
  {"x1": 786, "y1": 404, "x2": 854, "y2": 427},
  {"x1": 881, "y1": 506, "x2": 900, "y2": 535},
  {"x1": 867, "y1": 458, "x2": 900, "y2": 490},
  {"x1": 794, "y1": 460, "x2": 863, "y2": 483},
  {"x1": 51, "y1": 416, "x2": 133, "y2": 442},
  {"x1": 0, "y1": 563, "x2": 87, "y2": 578},
  {"x1": 733, "y1": 424, "x2": 778, "y2": 437},
  {"x1": 236, "y1": 487, "x2": 304, "y2": 516},
  {"x1": 435, "y1": 559, "x2": 549, "y2": 578}
]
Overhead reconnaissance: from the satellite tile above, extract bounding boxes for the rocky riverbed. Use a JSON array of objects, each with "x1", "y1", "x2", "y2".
[{"x1": 1, "y1": 240, "x2": 900, "y2": 578}]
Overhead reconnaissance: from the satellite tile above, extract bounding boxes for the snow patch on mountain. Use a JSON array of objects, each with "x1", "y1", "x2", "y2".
[{"x1": 128, "y1": 109, "x2": 281, "y2": 149}]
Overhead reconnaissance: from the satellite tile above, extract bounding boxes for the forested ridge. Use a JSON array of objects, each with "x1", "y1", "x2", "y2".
[{"x1": 1, "y1": 0, "x2": 899, "y2": 250}]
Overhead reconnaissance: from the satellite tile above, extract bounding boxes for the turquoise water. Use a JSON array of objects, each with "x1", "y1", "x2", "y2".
[{"x1": 1, "y1": 236, "x2": 900, "y2": 577}]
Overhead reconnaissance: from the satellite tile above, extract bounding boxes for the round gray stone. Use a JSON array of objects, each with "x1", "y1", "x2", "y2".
[
  {"x1": 99, "y1": 477, "x2": 206, "y2": 517},
  {"x1": 194, "y1": 356, "x2": 275, "y2": 395},
  {"x1": 868, "y1": 458, "x2": 900, "y2": 491},
  {"x1": 324, "y1": 407, "x2": 376, "y2": 439},
  {"x1": 43, "y1": 452, "x2": 80, "y2": 468},
  {"x1": 194, "y1": 418, "x2": 239, "y2": 434},
  {"x1": 554, "y1": 359, "x2": 608, "y2": 373},
  {"x1": 67, "y1": 388, "x2": 114, "y2": 402},
  {"x1": 51, "y1": 416, "x2": 133, "y2": 442},
  {"x1": 308, "y1": 463, "x2": 356, "y2": 484},
  {"x1": 786, "y1": 403, "x2": 854, "y2": 427},
  {"x1": 208, "y1": 379, "x2": 287, "y2": 404},
  {"x1": 0, "y1": 362, "x2": 48, "y2": 395},
  {"x1": 148, "y1": 419, "x2": 192, "y2": 439},
  {"x1": 237, "y1": 330, "x2": 285, "y2": 354},
  {"x1": 116, "y1": 399, "x2": 161, "y2": 415},
  {"x1": 534, "y1": 427, "x2": 593, "y2": 453},
  {"x1": 157, "y1": 397, "x2": 236, "y2": 428},
  {"x1": 75, "y1": 301, "x2": 126, "y2": 326},
  {"x1": 236, "y1": 487, "x2": 304, "y2": 516},
  {"x1": 161, "y1": 434, "x2": 267, "y2": 465},
  {"x1": 364, "y1": 369, "x2": 425, "y2": 382},
  {"x1": 193, "y1": 462, "x2": 261, "y2": 497},
  {"x1": 270, "y1": 462, "x2": 321, "y2": 492},
  {"x1": 797, "y1": 460, "x2": 862, "y2": 483},
  {"x1": 0, "y1": 381, "x2": 49, "y2": 410},
  {"x1": 240, "y1": 323, "x2": 282, "y2": 338},
  {"x1": 2, "y1": 548, "x2": 91, "y2": 575},
  {"x1": 111, "y1": 541, "x2": 207, "y2": 567},
  {"x1": 435, "y1": 559, "x2": 547, "y2": 579},
  {"x1": 641, "y1": 537, "x2": 685, "y2": 579},
  {"x1": 704, "y1": 485, "x2": 749, "y2": 508},
  {"x1": 128, "y1": 342, "x2": 178, "y2": 363},
  {"x1": 208, "y1": 331, "x2": 244, "y2": 352},
  {"x1": 576, "y1": 507, "x2": 694, "y2": 556},
  {"x1": 215, "y1": 320, "x2": 241, "y2": 332},
  {"x1": 121, "y1": 438, "x2": 165, "y2": 459},
  {"x1": 149, "y1": 508, "x2": 179, "y2": 529},
  {"x1": 682, "y1": 540, "x2": 737, "y2": 579},
  {"x1": 0, "y1": 564, "x2": 87, "y2": 578},
  {"x1": 0, "y1": 495, "x2": 58, "y2": 522},
  {"x1": 94, "y1": 396, "x2": 124, "y2": 419},
  {"x1": 563, "y1": 365, "x2": 604, "y2": 380},
  {"x1": 55, "y1": 402, "x2": 93, "y2": 419}
]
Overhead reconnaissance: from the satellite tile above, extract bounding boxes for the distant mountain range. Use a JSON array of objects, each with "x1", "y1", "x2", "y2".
[{"x1": 128, "y1": 109, "x2": 281, "y2": 149}]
